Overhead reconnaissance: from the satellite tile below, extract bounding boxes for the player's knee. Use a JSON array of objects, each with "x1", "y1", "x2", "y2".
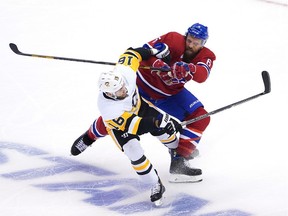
[
  {"x1": 96, "y1": 116, "x2": 108, "y2": 135},
  {"x1": 123, "y1": 139, "x2": 144, "y2": 161},
  {"x1": 151, "y1": 129, "x2": 178, "y2": 149},
  {"x1": 185, "y1": 107, "x2": 210, "y2": 131}
]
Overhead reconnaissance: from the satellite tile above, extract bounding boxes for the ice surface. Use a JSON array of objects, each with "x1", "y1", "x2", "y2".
[{"x1": 1, "y1": 0, "x2": 287, "y2": 215}]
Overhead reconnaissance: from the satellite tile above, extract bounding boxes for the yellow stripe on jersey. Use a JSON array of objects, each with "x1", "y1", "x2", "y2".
[{"x1": 127, "y1": 116, "x2": 141, "y2": 134}]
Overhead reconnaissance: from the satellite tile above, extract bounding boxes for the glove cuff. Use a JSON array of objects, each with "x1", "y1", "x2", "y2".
[
  {"x1": 156, "y1": 113, "x2": 170, "y2": 128},
  {"x1": 188, "y1": 63, "x2": 196, "y2": 74}
]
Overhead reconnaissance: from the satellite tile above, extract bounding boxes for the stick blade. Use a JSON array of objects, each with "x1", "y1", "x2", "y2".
[
  {"x1": 261, "y1": 71, "x2": 271, "y2": 94},
  {"x1": 9, "y1": 43, "x2": 21, "y2": 54}
]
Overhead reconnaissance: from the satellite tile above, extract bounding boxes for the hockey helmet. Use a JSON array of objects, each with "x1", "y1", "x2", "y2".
[
  {"x1": 186, "y1": 23, "x2": 209, "y2": 45},
  {"x1": 98, "y1": 70, "x2": 124, "y2": 93}
]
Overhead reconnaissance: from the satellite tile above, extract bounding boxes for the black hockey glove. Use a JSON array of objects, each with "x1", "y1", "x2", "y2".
[{"x1": 164, "y1": 118, "x2": 183, "y2": 136}]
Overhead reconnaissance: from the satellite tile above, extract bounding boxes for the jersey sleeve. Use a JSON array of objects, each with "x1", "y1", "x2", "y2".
[
  {"x1": 117, "y1": 47, "x2": 152, "y2": 72},
  {"x1": 192, "y1": 47, "x2": 216, "y2": 83}
]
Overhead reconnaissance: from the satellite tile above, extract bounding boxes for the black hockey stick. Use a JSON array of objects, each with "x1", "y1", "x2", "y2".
[
  {"x1": 181, "y1": 71, "x2": 271, "y2": 126},
  {"x1": 9, "y1": 43, "x2": 170, "y2": 71}
]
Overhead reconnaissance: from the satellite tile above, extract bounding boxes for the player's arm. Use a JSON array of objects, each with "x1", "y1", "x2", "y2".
[
  {"x1": 170, "y1": 49, "x2": 216, "y2": 83},
  {"x1": 192, "y1": 50, "x2": 216, "y2": 83},
  {"x1": 117, "y1": 47, "x2": 155, "y2": 72},
  {"x1": 143, "y1": 32, "x2": 183, "y2": 64}
]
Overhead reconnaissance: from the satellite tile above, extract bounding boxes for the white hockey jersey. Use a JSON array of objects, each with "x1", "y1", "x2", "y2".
[{"x1": 97, "y1": 49, "x2": 144, "y2": 134}]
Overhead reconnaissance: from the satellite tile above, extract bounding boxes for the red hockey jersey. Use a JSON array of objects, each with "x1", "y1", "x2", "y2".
[{"x1": 137, "y1": 31, "x2": 216, "y2": 100}]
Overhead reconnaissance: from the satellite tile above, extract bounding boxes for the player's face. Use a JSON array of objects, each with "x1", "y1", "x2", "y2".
[
  {"x1": 185, "y1": 35, "x2": 203, "y2": 56},
  {"x1": 115, "y1": 84, "x2": 128, "y2": 99}
]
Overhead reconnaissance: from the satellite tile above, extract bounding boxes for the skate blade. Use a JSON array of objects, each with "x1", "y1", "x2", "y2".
[
  {"x1": 169, "y1": 174, "x2": 203, "y2": 183},
  {"x1": 153, "y1": 197, "x2": 164, "y2": 207}
]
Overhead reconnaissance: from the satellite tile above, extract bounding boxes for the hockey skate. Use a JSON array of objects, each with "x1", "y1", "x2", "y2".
[
  {"x1": 70, "y1": 131, "x2": 95, "y2": 156},
  {"x1": 169, "y1": 149, "x2": 202, "y2": 183},
  {"x1": 150, "y1": 178, "x2": 166, "y2": 206}
]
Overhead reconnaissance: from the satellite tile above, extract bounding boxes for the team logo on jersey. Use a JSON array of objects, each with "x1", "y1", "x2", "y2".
[{"x1": 121, "y1": 132, "x2": 129, "y2": 138}]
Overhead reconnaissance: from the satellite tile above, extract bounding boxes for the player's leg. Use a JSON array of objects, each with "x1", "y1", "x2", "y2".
[
  {"x1": 177, "y1": 106, "x2": 210, "y2": 159},
  {"x1": 109, "y1": 129, "x2": 165, "y2": 206},
  {"x1": 143, "y1": 101, "x2": 202, "y2": 182},
  {"x1": 152, "y1": 89, "x2": 205, "y2": 182}
]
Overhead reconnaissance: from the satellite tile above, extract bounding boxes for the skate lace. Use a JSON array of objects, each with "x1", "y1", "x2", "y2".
[
  {"x1": 151, "y1": 182, "x2": 161, "y2": 195},
  {"x1": 75, "y1": 139, "x2": 88, "y2": 152},
  {"x1": 184, "y1": 158, "x2": 191, "y2": 167}
]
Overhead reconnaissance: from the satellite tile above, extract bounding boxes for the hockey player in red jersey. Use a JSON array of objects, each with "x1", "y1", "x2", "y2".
[{"x1": 71, "y1": 23, "x2": 216, "y2": 183}]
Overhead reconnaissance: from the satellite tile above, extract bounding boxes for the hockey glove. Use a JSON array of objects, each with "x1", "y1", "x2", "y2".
[
  {"x1": 144, "y1": 42, "x2": 171, "y2": 63},
  {"x1": 152, "y1": 59, "x2": 172, "y2": 83},
  {"x1": 156, "y1": 113, "x2": 182, "y2": 136},
  {"x1": 156, "y1": 113, "x2": 171, "y2": 128},
  {"x1": 171, "y1": 62, "x2": 196, "y2": 80},
  {"x1": 164, "y1": 118, "x2": 182, "y2": 135}
]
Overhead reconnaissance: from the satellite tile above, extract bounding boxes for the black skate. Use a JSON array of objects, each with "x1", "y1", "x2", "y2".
[
  {"x1": 169, "y1": 149, "x2": 202, "y2": 183},
  {"x1": 70, "y1": 131, "x2": 94, "y2": 156},
  {"x1": 150, "y1": 178, "x2": 166, "y2": 206}
]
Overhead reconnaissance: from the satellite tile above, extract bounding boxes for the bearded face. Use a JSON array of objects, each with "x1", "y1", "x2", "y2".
[{"x1": 183, "y1": 34, "x2": 204, "y2": 62}]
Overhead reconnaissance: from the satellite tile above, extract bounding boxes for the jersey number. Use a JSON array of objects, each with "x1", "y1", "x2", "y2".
[
  {"x1": 118, "y1": 56, "x2": 133, "y2": 66},
  {"x1": 109, "y1": 117, "x2": 125, "y2": 130}
]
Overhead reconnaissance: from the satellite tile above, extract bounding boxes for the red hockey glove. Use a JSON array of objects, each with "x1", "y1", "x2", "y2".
[
  {"x1": 152, "y1": 59, "x2": 172, "y2": 83},
  {"x1": 171, "y1": 62, "x2": 196, "y2": 79}
]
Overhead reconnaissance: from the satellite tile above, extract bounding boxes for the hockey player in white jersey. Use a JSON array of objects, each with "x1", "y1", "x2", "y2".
[{"x1": 95, "y1": 47, "x2": 182, "y2": 206}]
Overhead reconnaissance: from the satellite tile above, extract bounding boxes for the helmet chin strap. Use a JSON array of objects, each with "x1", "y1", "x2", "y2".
[
  {"x1": 104, "y1": 88, "x2": 128, "y2": 100},
  {"x1": 104, "y1": 92, "x2": 118, "y2": 100}
]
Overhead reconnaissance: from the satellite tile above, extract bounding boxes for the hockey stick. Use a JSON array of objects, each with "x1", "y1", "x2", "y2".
[
  {"x1": 181, "y1": 71, "x2": 271, "y2": 126},
  {"x1": 9, "y1": 43, "x2": 169, "y2": 71}
]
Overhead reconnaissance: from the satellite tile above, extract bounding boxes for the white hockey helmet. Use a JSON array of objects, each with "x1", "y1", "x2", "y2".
[{"x1": 98, "y1": 70, "x2": 124, "y2": 93}]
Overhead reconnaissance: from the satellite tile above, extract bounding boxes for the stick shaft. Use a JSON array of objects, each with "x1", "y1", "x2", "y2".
[
  {"x1": 181, "y1": 71, "x2": 271, "y2": 126},
  {"x1": 9, "y1": 43, "x2": 170, "y2": 71}
]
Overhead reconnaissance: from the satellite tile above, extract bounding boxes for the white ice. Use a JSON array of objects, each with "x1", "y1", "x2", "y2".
[{"x1": 0, "y1": 0, "x2": 287, "y2": 215}]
